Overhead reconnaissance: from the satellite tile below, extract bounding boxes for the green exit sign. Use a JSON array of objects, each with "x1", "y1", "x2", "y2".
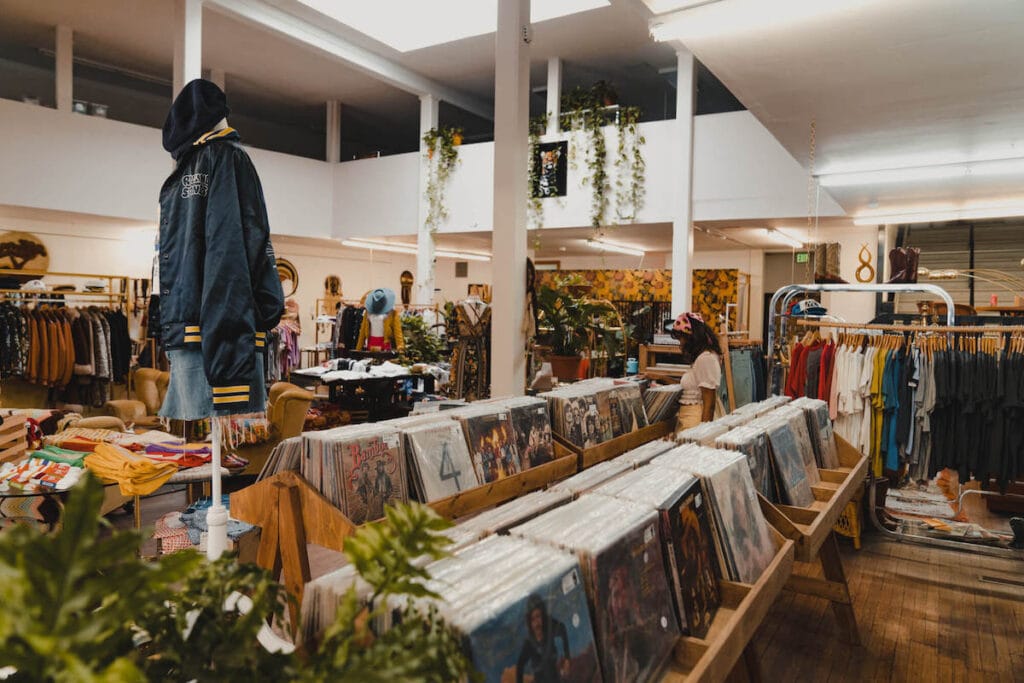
[{"x1": 795, "y1": 252, "x2": 810, "y2": 264}]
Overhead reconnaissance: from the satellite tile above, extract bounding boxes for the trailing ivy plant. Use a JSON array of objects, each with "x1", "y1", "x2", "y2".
[
  {"x1": 527, "y1": 113, "x2": 550, "y2": 241},
  {"x1": 615, "y1": 106, "x2": 646, "y2": 222},
  {"x1": 421, "y1": 126, "x2": 463, "y2": 236}
]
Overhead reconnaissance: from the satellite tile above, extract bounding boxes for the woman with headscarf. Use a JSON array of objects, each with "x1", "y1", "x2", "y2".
[{"x1": 671, "y1": 312, "x2": 722, "y2": 431}]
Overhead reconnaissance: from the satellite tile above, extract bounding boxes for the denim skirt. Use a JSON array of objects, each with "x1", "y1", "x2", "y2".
[{"x1": 160, "y1": 348, "x2": 266, "y2": 419}]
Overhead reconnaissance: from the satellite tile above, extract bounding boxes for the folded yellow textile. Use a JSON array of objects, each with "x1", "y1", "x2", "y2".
[{"x1": 84, "y1": 442, "x2": 178, "y2": 496}]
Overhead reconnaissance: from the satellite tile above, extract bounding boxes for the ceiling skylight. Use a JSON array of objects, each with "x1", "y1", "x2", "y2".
[{"x1": 296, "y1": 0, "x2": 609, "y2": 52}]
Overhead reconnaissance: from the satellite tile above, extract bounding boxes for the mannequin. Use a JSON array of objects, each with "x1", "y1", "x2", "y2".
[
  {"x1": 450, "y1": 285, "x2": 492, "y2": 400},
  {"x1": 356, "y1": 288, "x2": 405, "y2": 352}
]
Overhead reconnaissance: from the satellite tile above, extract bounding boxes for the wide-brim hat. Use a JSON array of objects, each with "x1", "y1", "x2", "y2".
[{"x1": 366, "y1": 287, "x2": 396, "y2": 315}]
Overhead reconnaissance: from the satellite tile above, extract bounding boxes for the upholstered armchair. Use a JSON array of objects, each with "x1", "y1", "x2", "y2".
[
  {"x1": 235, "y1": 381, "x2": 314, "y2": 477},
  {"x1": 105, "y1": 368, "x2": 169, "y2": 429}
]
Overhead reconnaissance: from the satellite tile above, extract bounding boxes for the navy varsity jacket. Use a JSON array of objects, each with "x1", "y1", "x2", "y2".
[{"x1": 157, "y1": 128, "x2": 284, "y2": 410}]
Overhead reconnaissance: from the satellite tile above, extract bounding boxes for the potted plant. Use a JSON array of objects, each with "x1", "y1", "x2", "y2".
[
  {"x1": 535, "y1": 277, "x2": 615, "y2": 380},
  {"x1": 592, "y1": 80, "x2": 618, "y2": 107}
]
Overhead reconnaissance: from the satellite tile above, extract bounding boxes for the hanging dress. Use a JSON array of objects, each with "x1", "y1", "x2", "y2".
[{"x1": 450, "y1": 301, "x2": 491, "y2": 401}]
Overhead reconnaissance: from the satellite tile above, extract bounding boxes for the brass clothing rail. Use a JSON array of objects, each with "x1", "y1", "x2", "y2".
[{"x1": 794, "y1": 319, "x2": 1024, "y2": 334}]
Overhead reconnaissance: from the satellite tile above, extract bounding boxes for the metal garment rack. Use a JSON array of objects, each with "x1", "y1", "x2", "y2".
[{"x1": 765, "y1": 282, "x2": 1024, "y2": 558}]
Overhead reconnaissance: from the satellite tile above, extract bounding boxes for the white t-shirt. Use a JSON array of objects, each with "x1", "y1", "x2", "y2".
[{"x1": 679, "y1": 351, "x2": 722, "y2": 405}]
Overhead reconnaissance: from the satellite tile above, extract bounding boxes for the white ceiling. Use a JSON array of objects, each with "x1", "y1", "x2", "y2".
[{"x1": 657, "y1": 0, "x2": 1024, "y2": 219}]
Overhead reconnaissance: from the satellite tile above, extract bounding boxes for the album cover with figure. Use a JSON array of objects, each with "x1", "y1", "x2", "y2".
[
  {"x1": 509, "y1": 401, "x2": 556, "y2": 470},
  {"x1": 337, "y1": 428, "x2": 408, "y2": 525},
  {"x1": 463, "y1": 558, "x2": 601, "y2": 683},
  {"x1": 703, "y1": 456, "x2": 777, "y2": 584},
  {"x1": 663, "y1": 478, "x2": 721, "y2": 638},
  {"x1": 586, "y1": 514, "x2": 680, "y2": 683},
  {"x1": 766, "y1": 423, "x2": 814, "y2": 508},
  {"x1": 461, "y1": 411, "x2": 522, "y2": 484},
  {"x1": 404, "y1": 421, "x2": 480, "y2": 502}
]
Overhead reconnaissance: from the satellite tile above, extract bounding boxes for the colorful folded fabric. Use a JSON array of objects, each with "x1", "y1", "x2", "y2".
[
  {"x1": 144, "y1": 442, "x2": 213, "y2": 468},
  {"x1": 32, "y1": 445, "x2": 87, "y2": 468},
  {"x1": 84, "y1": 443, "x2": 177, "y2": 496}
]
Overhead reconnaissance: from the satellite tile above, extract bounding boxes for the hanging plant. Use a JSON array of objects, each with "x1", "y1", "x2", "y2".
[
  {"x1": 422, "y1": 126, "x2": 463, "y2": 235},
  {"x1": 615, "y1": 106, "x2": 646, "y2": 222},
  {"x1": 527, "y1": 113, "x2": 549, "y2": 241},
  {"x1": 585, "y1": 110, "x2": 609, "y2": 229}
]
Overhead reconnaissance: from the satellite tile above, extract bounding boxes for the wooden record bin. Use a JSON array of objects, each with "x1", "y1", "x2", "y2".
[
  {"x1": 555, "y1": 419, "x2": 675, "y2": 470},
  {"x1": 661, "y1": 527, "x2": 795, "y2": 682},
  {"x1": 757, "y1": 434, "x2": 868, "y2": 644}
]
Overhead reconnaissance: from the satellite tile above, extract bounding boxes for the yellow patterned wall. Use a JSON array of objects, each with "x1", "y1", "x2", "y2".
[
  {"x1": 691, "y1": 269, "x2": 739, "y2": 327},
  {"x1": 535, "y1": 269, "x2": 672, "y2": 301}
]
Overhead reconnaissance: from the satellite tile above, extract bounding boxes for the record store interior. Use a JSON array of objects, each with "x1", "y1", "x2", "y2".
[{"x1": 0, "y1": 0, "x2": 1022, "y2": 680}]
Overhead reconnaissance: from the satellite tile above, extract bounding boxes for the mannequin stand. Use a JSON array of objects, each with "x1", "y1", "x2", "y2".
[{"x1": 206, "y1": 417, "x2": 228, "y2": 559}]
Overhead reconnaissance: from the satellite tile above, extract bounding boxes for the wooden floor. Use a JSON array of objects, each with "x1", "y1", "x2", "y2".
[
  {"x1": 752, "y1": 533, "x2": 1024, "y2": 682},
  {"x1": 116, "y1": 492, "x2": 1024, "y2": 681}
]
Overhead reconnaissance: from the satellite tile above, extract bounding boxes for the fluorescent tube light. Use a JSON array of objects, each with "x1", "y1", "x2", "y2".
[
  {"x1": 342, "y1": 238, "x2": 491, "y2": 261},
  {"x1": 763, "y1": 229, "x2": 804, "y2": 249},
  {"x1": 853, "y1": 205, "x2": 1024, "y2": 225},
  {"x1": 819, "y1": 157, "x2": 1024, "y2": 188},
  {"x1": 587, "y1": 238, "x2": 645, "y2": 257}
]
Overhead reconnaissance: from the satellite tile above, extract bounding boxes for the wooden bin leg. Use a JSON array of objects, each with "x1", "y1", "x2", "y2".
[{"x1": 819, "y1": 531, "x2": 861, "y2": 646}]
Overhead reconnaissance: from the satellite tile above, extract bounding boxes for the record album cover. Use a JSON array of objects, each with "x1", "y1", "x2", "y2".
[
  {"x1": 465, "y1": 563, "x2": 601, "y2": 683},
  {"x1": 766, "y1": 424, "x2": 814, "y2": 508},
  {"x1": 510, "y1": 402, "x2": 556, "y2": 469},
  {"x1": 340, "y1": 430, "x2": 407, "y2": 525},
  {"x1": 463, "y1": 412, "x2": 522, "y2": 483},
  {"x1": 665, "y1": 480, "x2": 720, "y2": 638},
  {"x1": 589, "y1": 517, "x2": 679, "y2": 682},
  {"x1": 704, "y1": 459, "x2": 777, "y2": 584},
  {"x1": 405, "y1": 421, "x2": 479, "y2": 501}
]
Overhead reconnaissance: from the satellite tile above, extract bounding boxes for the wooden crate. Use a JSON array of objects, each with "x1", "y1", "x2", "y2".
[
  {"x1": 758, "y1": 435, "x2": 868, "y2": 562},
  {"x1": 0, "y1": 414, "x2": 28, "y2": 464},
  {"x1": 661, "y1": 527, "x2": 795, "y2": 682},
  {"x1": 557, "y1": 420, "x2": 674, "y2": 469}
]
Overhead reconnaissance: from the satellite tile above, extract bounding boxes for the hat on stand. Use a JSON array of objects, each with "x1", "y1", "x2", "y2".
[{"x1": 366, "y1": 288, "x2": 396, "y2": 315}]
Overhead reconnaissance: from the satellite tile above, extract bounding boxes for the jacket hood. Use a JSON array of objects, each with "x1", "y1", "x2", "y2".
[{"x1": 162, "y1": 79, "x2": 231, "y2": 160}]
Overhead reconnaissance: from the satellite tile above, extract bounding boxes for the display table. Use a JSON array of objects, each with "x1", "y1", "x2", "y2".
[
  {"x1": 975, "y1": 305, "x2": 1024, "y2": 317},
  {"x1": 289, "y1": 371, "x2": 436, "y2": 422},
  {"x1": 0, "y1": 482, "x2": 129, "y2": 532},
  {"x1": 639, "y1": 343, "x2": 689, "y2": 381}
]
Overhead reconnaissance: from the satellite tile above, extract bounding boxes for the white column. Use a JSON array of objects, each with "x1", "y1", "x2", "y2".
[
  {"x1": 671, "y1": 47, "x2": 696, "y2": 315},
  {"x1": 491, "y1": 0, "x2": 530, "y2": 396},
  {"x1": 545, "y1": 57, "x2": 561, "y2": 135},
  {"x1": 325, "y1": 100, "x2": 342, "y2": 163},
  {"x1": 55, "y1": 25, "x2": 73, "y2": 113},
  {"x1": 208, "y1": 67, "x2": 225, "y2": 90},
  {"x1": 416, "y1": 94, "x2": 439, "y2": 305},
  {"x1": 173, "y1": 0, "x2": 203, "y2": 97}
]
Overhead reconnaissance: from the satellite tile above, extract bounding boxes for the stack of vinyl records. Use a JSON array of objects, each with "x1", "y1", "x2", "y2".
[
  {"x1": 789, "y1": 396, "x2": 840, "y2": 468},
  {"x1": 732, "y1": 394, "x2": 791, "y2": 418},
  {"x1": 458, "y1": 488, "x2": 573, "y2": 537},
  {"x1": 301, "y1": 424, "x2": 408, "y2": 525},
  {"x1": 676, "y1": 421, "x2": 731, "y2": 446},
  {"x1": 652, "y1": 445, "x2": 777, "y2": 584},
  {"x1": 257, "y1": 435, "x2": 303, "y2": 479},
  {"x1": 540, "y1": 379, "x2": 649, "y2": 450},
  {"x1": 511, "y1": 495, "x2": 680, "y2": 682},
  {"x1": 410, "y1": 536, "x2": 603, "y2": 683},
  {"x1": 616, "y1": 439, "x2": 675, "y2": 468},
  {"x1": 455, "y1": 405, "x2": 522, "y2": 484},
  {"x1": 642, "y1": 384, "x2": 684, "y2": 423},
  {"x1": 547, "y1": 458, "x2": 635, "y2": 499},
  {"x1": 714, "y1": 423, "x2": 776, "y2": 501},
  {"x1": 588, "y1": 463, "x2": 721, "y2": 638},
  {"x1": 403, "y1": 419, "x2": 480, "y2": 502},
  {"x1": 485, "y1": 396, "x2": 557, "y2": 469}
]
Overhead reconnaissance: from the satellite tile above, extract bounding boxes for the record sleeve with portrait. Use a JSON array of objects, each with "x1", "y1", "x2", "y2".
[
  {"x1": 461, "y1": 410, "x2": 522, "y2": 484},
  {"x1": 588, "y1": 514, "x2": 680, "y2": 682},
  {"x1": 337, "y1": 429, "x2": 407, "y2": 525},
  {"x1": 766, "y1": 422, "x2": 815, "y2": 508},
  {"x1": 404, "y1": 421, "x2": 480, "y2": 501},
  {"x1": 664, "y1": 478, "x2": 721, "y2": 638},
  {"x1": 463, "y1": 557, "x2": 601, "y2": 683},
  {"x1": 509, "y1": 401, "x2": 556, "y2": 469}
]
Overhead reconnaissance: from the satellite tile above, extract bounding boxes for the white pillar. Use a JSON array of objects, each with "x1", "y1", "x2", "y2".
[
  {"x1": 55, "y1": 25, "x2": 73, "y2": 113},
  {"x1": 173, "y1": 0, "x2": 203, "y2": 97},
  {"x1": 208, "y1": 67, "x2": 225, "y2": 91},
  {"x1": 671, "y1": 47, "x2": 696, "y2": 315},
  {"x1": 325, "y1": 100, "x2": 342, "y2": 163},
  {"x1": 491, "y1": 0, "x2": 530, "y2": 396},
  {"x1": 545, "y1": 57, "x2": 561, "y2": 135},
  {"x1": 416, "y1": 94, "x2": 439, "y2": 305}
]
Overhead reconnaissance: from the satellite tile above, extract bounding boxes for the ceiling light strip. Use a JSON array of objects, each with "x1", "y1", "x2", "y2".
[
  {"x1": 852, "y1": 205, "x2": 1024, "y2": 225},
  {"x1": 587, "y1": 238, "x2": 646, "y2": 257},
  {"x1": 341, "y1": 239, "x2": 491, "y2": 260},
  {"x1": 818, "y1": 157, "x2": 1024, "y2": 188}
]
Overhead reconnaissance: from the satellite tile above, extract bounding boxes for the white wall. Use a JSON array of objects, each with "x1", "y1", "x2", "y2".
[{"x1": 0, "y1": 98, "x2": 334, "y2": 238}]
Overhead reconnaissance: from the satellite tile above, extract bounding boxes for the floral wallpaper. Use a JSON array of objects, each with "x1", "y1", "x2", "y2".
[
  {"x1": 535, "y1": 269, "x2": 672, "y2": 301},
  {"x1": 691, "y1": 269, "x2": 739, "y2": 327}
]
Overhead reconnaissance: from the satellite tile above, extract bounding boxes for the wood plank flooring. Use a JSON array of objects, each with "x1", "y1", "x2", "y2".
[{"x1": 752, "y1": 533, "x2": 1024, "y2": 682}]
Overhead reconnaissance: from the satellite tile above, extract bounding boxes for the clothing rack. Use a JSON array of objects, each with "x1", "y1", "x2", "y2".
[
  {"x1": 0, "y1": 267, "x2": 130, "y2": 309},
  {"x1": 794, "y1": 319, "x2": 1024, "y2": 335}
]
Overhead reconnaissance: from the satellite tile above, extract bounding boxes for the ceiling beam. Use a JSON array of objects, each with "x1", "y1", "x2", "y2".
[{"x1": 204, "y1": 0, "x2": 494, "y2": 120}]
